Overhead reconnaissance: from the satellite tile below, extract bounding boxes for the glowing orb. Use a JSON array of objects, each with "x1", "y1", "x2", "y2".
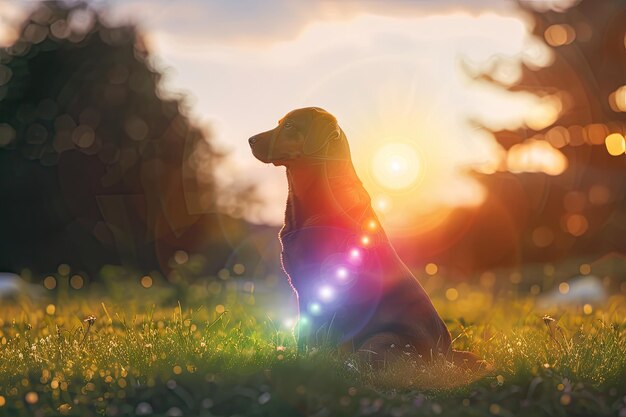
[
  {"x1": 373, "y1": 195, "x2": 391, "y2": 213},
  {"x1": 309, "y1": 302, "x2": 321, "y2": 315},
  {"x1": 318, "y1": 285, "x2": 335, "y2": 302},
  {"x1": 360, "y1": 235, "x2": 371, "y2": 246},
  {"x1": 283, "y1": 318, "x2": 295, "y2": 328},
  {"x1": 371, "y1": 142, "x2": 422, "y2": 190},
  {"x1": 336, "y1": 267, "x2": 348, "y2": 280}
]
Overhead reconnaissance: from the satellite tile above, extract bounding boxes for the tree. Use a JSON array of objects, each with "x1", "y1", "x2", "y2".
[
  {"x1": 448, "y1": 0, "x2": 626, "y2": 277},
  {"x1": 0, "y1": 1, "x2": 218, "y2": 276}
]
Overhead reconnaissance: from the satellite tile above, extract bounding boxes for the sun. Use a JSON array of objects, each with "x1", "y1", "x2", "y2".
[{"x1": 370, "y1": 141, "x2": 423, "y2": 191}]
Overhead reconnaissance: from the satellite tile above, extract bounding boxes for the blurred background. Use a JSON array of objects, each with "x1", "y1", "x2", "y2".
[{"x1": 0, "y1": 0, "x2": 625, "y2": 315}]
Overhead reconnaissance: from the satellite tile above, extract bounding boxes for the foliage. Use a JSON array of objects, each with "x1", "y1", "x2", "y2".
[{"x1": 0, "y1": 1, "x2": 218, "y2": 276}]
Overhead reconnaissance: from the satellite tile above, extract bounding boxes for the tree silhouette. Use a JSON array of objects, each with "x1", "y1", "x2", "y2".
[
  {"x1": 0, "y1": 1, "x2": 219, "y2": 276},
  {"x1": 447, "y1": 0, "x2": 626, "y2": 276}
]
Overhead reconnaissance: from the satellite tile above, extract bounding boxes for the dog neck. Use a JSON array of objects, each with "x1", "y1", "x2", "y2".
[{"x1": 282, "y1": 158, "x2": 371, "y2": 235}]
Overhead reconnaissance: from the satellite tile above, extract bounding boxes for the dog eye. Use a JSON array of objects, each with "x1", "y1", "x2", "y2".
[{"x1": 283, "y1": 120, "x2": 294, "y2": 129}]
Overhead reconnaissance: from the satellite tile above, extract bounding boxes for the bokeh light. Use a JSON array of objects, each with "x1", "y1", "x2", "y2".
[
  {"x1": 140, "y1": 275, "x2": 153, "y2": 288},
  {"x1": 579, "y1": 263, "x2": 591, "y2": 275},
  {"x1": 564, "y1": 214, "x2": 588, "y2": 236},
  {"x1": 605, "y1": 133, "x2": 625, "y2": 156},
  {"x1": 43, "y1": 276, "x2": 56, "y2": 290},
  {"x1": 608, "y1": 86, "x2": 626, "y2": 112},
  {"x1": 445, "y1": 287, "x2": 459, "y2": 301},
  {"x1": 544, "y1": 24, "x2": 576, "y2": 47},
  {"x1": 69, "y1": 274, "x2": 84, "y2": 289},
  {"x1": 425, "y1": 263, "x2": 438, "y2": 276}
]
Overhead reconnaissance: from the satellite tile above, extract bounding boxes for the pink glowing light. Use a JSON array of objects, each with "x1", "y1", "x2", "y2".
[{"x1": 336, "y1": 267, "x2": 348, "y2": 280}]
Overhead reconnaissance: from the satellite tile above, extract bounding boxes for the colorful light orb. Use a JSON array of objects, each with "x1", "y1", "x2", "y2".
[
  {"x1": 283, "y1": 318, "x2": 295, "y2": 328},
  {"x1": 336, "y1": 267, "x2": 349, "y2": 280},
  {"x1": 309, "y1": 302, "x2": 322, "y2": 315},
  {"x1": 367, "y1": 219, "x2": 378, "y2": 231},
  {"x1": 299, "y1": 315, "x2": 309, "y2": 325},
  {"x1": 349, "y1": 248, "x2": 361, "y2": 259},
  {"x1": 360, "y1": 235, "x2": 371, "y2": 246},
  {"x1": 318, "y1": 285, "x2": 335, "y2": 302}
]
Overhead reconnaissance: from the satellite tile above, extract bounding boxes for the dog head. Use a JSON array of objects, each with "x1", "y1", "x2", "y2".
[{"x1": 249, "y1": 107, "x2": 348, "y2": 166}]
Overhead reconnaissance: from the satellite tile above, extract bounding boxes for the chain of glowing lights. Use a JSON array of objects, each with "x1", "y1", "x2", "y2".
[{"x1": 285, "y1": 218, "x2": 379, "y2": 329}]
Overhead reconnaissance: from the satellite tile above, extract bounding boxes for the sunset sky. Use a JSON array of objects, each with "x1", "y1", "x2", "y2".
[{"x1": 0, "y1": 0, "x2": 570, "y2": 230}]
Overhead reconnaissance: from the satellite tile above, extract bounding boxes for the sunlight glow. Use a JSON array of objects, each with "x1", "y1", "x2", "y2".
[{"x1": 371, "y1": 142, "x2": 422, "y2": 191}]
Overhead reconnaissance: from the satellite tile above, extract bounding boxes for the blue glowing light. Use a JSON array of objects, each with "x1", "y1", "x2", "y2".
[{"x1": 309, "y1": 302, "x2": 321, "y2": 315}]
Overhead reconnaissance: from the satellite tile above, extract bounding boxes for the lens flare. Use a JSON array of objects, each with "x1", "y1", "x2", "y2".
[{"x1": 371, "y1": 142, "x2": 422, "y2": 190}]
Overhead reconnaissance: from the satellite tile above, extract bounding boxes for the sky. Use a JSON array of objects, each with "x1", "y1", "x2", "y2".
[{"x1": 0, "y1": 0, "x2": 570, "y2": 231}]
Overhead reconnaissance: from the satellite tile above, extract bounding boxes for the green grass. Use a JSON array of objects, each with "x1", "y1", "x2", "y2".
[{"x1": 0, "y1": 275, "x2": 624, "y2": 417}]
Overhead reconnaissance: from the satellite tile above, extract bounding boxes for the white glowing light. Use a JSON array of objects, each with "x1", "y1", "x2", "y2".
[
  {"x1": 319, "y1": 285, "x2": 335, "y2": 302},
  {"x1": 336, "y1": 267, "x2": 348, "y2": 280},
  {"x1": 371, "y1": 142, "x2": 422, "y2": 190},
  {"x1": 309, "y1": 302, "x2": 321, "y2": 315},
  {"x1": 283, "y1": 318, "x2": 295, "y2": 328},
  {"x1": 299, "y1": 316, "x2": 309, "y2": 325}
]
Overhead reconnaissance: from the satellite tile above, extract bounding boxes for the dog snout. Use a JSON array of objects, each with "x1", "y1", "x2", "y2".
[{"x1": 248, "y1": 135, "x2": 259, "y2": 146}]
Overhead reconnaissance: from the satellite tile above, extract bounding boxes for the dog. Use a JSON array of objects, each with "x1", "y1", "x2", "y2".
[{"x1": 249, "y1": 107, "x2": 481, "y2": 369}]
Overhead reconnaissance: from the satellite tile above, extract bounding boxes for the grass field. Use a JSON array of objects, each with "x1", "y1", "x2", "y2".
[{"x1": 0, "y1": 271, "x2": 624, "y2": 417}]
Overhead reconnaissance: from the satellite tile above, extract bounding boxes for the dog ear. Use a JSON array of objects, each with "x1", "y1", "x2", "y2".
[{"x1": 303, "y1": 113, "x2": 340, "y2": 156}]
